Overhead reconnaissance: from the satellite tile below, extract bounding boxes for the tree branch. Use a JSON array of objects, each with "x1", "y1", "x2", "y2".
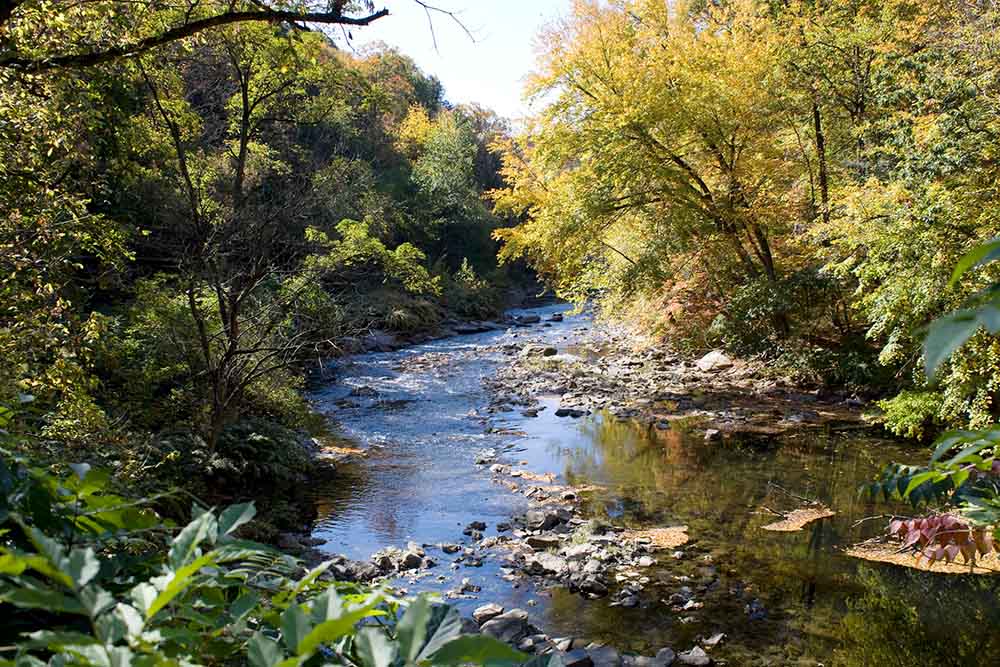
[{"x1": 1, "y1": 5, "x2": 390, "y2": 71}]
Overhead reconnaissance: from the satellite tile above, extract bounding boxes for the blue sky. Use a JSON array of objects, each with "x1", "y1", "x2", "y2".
[{"x1": 349, "y1": 1, "x2": 571, "y2": 120}]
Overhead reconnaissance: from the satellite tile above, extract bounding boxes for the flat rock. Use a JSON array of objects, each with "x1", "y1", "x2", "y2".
[
  {"x1": 527, "y1": 535, "x2": 561, "y2": 550},
  {"x1": 481, "y1": 608, "x2": 531, "y2": 642},
  {"x1": 473, "y1": 603, "x2": 504, "y2": 625},
  {"x1": 676, "y1": 647, "x2": 711, "y2": 666},
  {"x1": 695, "y1": 350, "x2": 733, "y2": 372}
]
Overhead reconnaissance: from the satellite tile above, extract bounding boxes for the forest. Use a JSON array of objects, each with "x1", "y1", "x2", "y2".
[{"x1": 4, "y1": 0, "x2": 1000, "y2": 665}]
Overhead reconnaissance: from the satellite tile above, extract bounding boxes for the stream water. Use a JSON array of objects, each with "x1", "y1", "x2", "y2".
[{"x1": 309, "y1": 305, "x2": 1000, "y2": 665}]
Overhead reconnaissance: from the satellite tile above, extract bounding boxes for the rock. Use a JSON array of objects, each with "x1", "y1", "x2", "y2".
[
  {"x1": 524, "y1": 553, "x2": 567, "y2": 576},
  {"x1": 460, "y1": 616, "x2": 481, "y2": 635},
  {"x1": 458, "y1": 578, "x2": 480, "y2": 593},
  {"x1": 638, "y1": 556, "x2": 655, "y2": 567},
  {"x1": 406, "y1": 541, "x2": 425, "y2": 556},
  {"x1": 527, "y1": 535, "x2": 561, "y2": 550},
  {"x1": 373, "y1": 554, "x2": 394, "y2": 572},
  {"x1": 525, "y1": 508, "x2": 570, "y2": 531},
  {"x1": 746, "y1": 598, "x2": 767, "y2": 620},
  {"x1": 654, "y1": 648, "x2": 677, "y2": 666},
  {"x1": 400, "y1": 551, "x2": 424, "y2": 570},
  {"x1": 564, "y1": 543, "x2": 595, "y2": 561},
  {"x1": 517, "y1": 314, "x2": 542, "y2": 325},
  {"x1": 695, "y1": 350, "x2": 733, "y2": 372},
  {"x1": 676, "y1": 647, "x2": 711, "y2": 666},
  {"x1": 579, "y1": 577, "x2": 609, "y2": 597},
  {"x1": 542, "y1": 346, "x2": 558, "y2": 356},
  {"x1": 481, "y1": 608, "x2": 530, "y2": 642},
  {"x1": 702, "y1": 633, "x2": 725, "y2": 648},
  {"x1": 363, "y1": 330, "x2": 398, "y2": 353},
  {"x1": 441, "y1": 543, "x2": 462, "y2": 554},
  {"x1": 548, "y1": 313, "x2": 564, "y2": 322},
  {"x1": 588, "y1": 645, "x2": 621, "y2": 667},
  {"x1": 703, "y1": 429, "x2": 722, "y2": 442},
  {"x1": 555, "y1": 407, "x2": 589, "y2": 418},
  {"x1": 465, "y1": 521, "x2": 487, "y2": 533},
  {"x1": 562, "y1": 648, "x2": 594, "y2": 667},
  {"x1": 473, "y1": 603, "x2": 504, "y2": 625},
  {"x1": 497, "y1": 521, "x2": 512, "y2": 532}
]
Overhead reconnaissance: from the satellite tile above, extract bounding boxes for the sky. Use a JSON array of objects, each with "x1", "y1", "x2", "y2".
[{"x1": 347, "y1": 1, "x2": 572, "y2": 120}]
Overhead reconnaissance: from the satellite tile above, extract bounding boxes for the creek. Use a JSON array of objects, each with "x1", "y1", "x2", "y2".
[{"x1": 309, "y1": 305, "x2": 1000, "y2": 665}]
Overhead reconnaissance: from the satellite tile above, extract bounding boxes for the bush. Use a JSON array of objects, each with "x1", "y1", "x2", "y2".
[
  {"x1": 875, "y1": 390, "x2": 943, "y2": 440},
  {"x1": 0, "y1": 453, "x2": 547, "y2": 667}
]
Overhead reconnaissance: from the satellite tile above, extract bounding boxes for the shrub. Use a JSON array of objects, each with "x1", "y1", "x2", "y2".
[
  {"x1": 0, "y1": 453, "x2": 548, "y2": 667},
  {"x1": 875, "y1": 390, "x2": 943, "y2": 440}
]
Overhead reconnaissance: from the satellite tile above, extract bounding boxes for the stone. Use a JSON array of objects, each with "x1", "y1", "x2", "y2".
[
  {"x1": 555, "y1": 407, "x2": 589, "y2": 418},
  {"x1": 441, "y1": 543, "x2": 462, "y2": 554},
  {"x1": 399, "y1": 551, "x2": 424, "y2": 570},
  {"x1": 702, "y1": 633, "x2": 725, "y2": 648},
  {"x1": 548, "y1": 313, "x2": 564, "y2": 322},
  {"x1": 527, "y1": 535, "x2": 561, "y2": 550},
  {"x1": 562, "y1": 648, "x2": 594, "y2": 667},
  {"x1": 525, "y1": 508, "x2": 570, "y2": 530},
  {"x1": 580, "y1": 576, "x2": 609, "y2": 597},
  {"x1": 654, "y1": 648, "x2": 677, "y2": 666},
  {"x1": 481, "y1": 608, "x2": 530, "y2": 642},
  {"x1": 542, "y1": 346, "x2": 558, "y2": 356},
  {"x1": 465, "y1": 521, "x2": 487, "y2": 532},
  {"x1": 564, "y1": 543, "x2": 595, "y2": 561},
  {"x1": 406, "y1": 541, "x2": 425, "y2": 556},
  {"x1": 695, "y1": 350, "x2": 733, "y2": 372},
  {"x1": 638, "y1": 556, "x2": 655, "y2": 567},
  {"x1": 524, "y1": 553, "x2": 567, "y2": 576},
  {"x1": 676, "y1": 647, "x2": 711, "y2": 666},
  {"x1": 588, "y1": 645, "x2": 621, "y2": 667},
  {"x1": 703, "y1": 429, "x2": 722, "y2": 442},
  {"x1": 473, "y1": 603, "x2": 504, "y2": 625}
]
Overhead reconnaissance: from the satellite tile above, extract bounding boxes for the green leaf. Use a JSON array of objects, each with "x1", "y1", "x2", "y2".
[
  {"x1": 0, "y1": 578, "x2": 87, "y2": 614},
  {"x1": 168, "y1": 511, "x2": 217, "y2": 569},
  {"x1": 282, "y1": 604, "x2": 312, "y2": 653},
  {"x1": 144, "y1": 552, "x2": 216, "y2": 621},
  {"x1": 231, "y1": 591, "x2": 261, "y2": 623},
  {"x1": 429, "y1": 635, "x2": 527, "y2": 666},
  {"x1": 416, "y1": 603, "x2": 464, "y2": 661},
  {"x1": 218, "y1": 503, "x2": 256, "y2": 538},
  {"x1": 396, "y1": 595, "x2": 431, "y2": 663},
  {"x1": 294, "y1": 595, "x2": 383, "y2": 658},
  {"x1": 903, "y1": 471, "x2": 939, "y2": 499},
  {"x1": 950, "y1": 238, "x2": 1000, "y2": 286},
  {"x1": 924, "y1": 310, "x2": 980, "y2": 378},
  {"x1": 248, "y1": 632, "x2": 283, "y2": 667},
  {"x1": 354, "y1": 627, "x2": 398, "y2": 667}
]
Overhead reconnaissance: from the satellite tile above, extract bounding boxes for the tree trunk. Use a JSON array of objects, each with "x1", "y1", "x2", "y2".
[{"x1": 812, "y1": 98, "x2": 830, "y2": 225}]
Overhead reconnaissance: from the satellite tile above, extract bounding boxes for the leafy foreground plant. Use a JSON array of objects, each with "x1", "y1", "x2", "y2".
[
  {"x1": 869, "y1": 239, "x2": 1000, "y2": 566},
  {"x1": 0, "y1": 455, "x2": 554, "y2": 666}
]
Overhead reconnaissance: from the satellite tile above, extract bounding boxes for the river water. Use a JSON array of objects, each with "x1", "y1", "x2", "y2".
[{"x1": 309, "y1": 305, "x2": 1000, "y2": 665}]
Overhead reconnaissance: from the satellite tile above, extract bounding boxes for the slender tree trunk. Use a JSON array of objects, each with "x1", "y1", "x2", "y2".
[{"x1": 812, "y1": 98, "x2": 830, "y2": 225}]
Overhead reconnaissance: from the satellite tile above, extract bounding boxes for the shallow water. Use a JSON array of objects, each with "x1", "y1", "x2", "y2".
[{"x1": 310, "y1": 306, "x2": 1000, "y2": 665}]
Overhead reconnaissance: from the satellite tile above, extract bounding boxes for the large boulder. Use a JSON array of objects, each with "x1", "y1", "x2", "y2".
[
  {"x1": 473, "y1": 603, "x2": 504, "y2": 625},
  {"x1": 695, "y1": 350, "x2": 734, "y2": 372},
  {"x1": 481, "y1": 608, "x2": 531, "y2": 642}
]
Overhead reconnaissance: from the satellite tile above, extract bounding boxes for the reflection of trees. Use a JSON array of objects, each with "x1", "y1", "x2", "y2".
[
  {"x1": 552, "y1": 413, "x2": 963, "y2": 656},
  {"x1": 836, "y1": 567, "x2": 1000, "y2": 666}
]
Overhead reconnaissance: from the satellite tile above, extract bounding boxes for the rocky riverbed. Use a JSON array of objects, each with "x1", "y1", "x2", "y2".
[{"x1": 303, "y1": 304, "x2": 1000, "y2": 665}]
